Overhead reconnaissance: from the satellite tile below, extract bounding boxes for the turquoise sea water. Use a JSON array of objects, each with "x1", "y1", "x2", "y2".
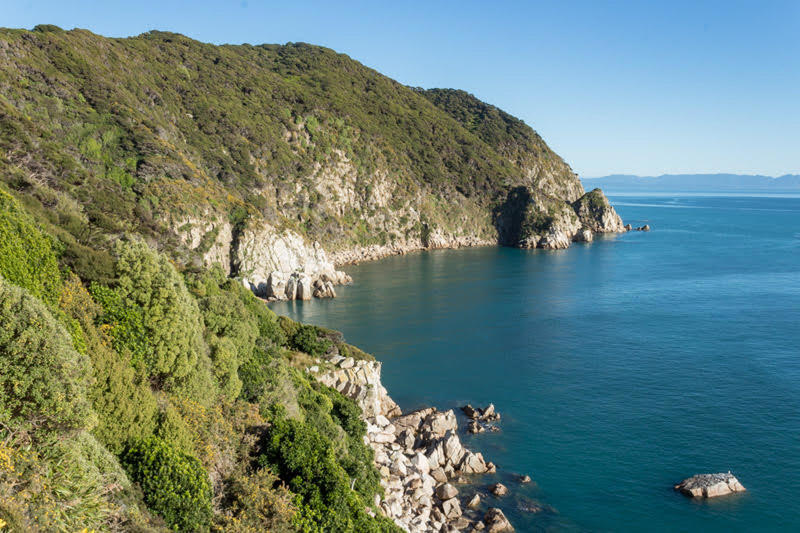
[{"x1": 271, "y1": 194, "x2": 800, "y2": 532}]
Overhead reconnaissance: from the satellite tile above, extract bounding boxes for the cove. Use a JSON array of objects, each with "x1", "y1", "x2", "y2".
[{"x1": 271, "y1": 194, "x2": 800, "y2": 531}]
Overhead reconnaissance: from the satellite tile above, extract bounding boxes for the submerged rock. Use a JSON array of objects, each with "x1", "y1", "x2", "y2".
[{"x1": 674, "y1": 472, "x2": 746, "y2": 498}]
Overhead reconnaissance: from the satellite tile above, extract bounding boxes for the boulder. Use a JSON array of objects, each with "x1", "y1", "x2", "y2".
[
  {"x1": 441, "y1": 497, "x2": 462, "y2": 520},
  {"x1": 284, "y1": 274, "x2": 298, "y2": 300},
  {"x1": 624, "y1": 223, "x2": 633, "y2": 231},
  {"x1": 489, "y1": 483, "x2": 508, "y2": 497},
  {"x1": 459, "y1": 452, "x2": 489, "y2": 474},
  {"x1": 516, "y1": 474, "x2": 532, "y2": 484},
  {"x1": 574, "y1": 228, "x2": 594, "y2": 242},
  {"x1": 483, "y1": 508, "x2": 514, "y2": 532},
  {"x1": 424, "y1": 410, "x2": 458, "y2": 437},
  {"x1": 466, "y1": 493, "x2": 481, "y2": 510},
  {"x1": 674, "y1": 473, "x2": 746, "y2": 498},
  {"x1": 410, "y1": 452, "x2": 430, "y2": 475},
  {"x1": 462, "y1": 404, "x2": 479, "y2": 419},
  {"x1": 436, "y1": 483, "x2": 459, "y2": 500},
  {"x1": 468, "y1": 420, "x2": 485, "y2": 434},
  {"x1": 431, "y1": 467, "x2": 448, "y2": 484}
]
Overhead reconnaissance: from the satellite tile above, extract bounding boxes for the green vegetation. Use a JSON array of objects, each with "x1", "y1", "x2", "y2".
[
  {"x1": 0, "y1": 189, "x2": 62, "y2": 305},
  {"x1": 0, "y1": 279, "x2": 94, "y2": 433},
  {"x1": 0, "y1": 25, "x2": 586, "y2": 531},
  {"x1": 0, "y1": 27, "x2": 580, "y2": 272},
  {"x1": 122, "y1": 437, "x2": 213, "y2": 531},
  {"x1": 0, "y1": 208, "x2": 395, "y2": 531}
]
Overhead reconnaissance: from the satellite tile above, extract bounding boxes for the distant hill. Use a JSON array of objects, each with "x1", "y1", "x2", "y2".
[{"x1": 581, "y1": 174, "x2": 800, "y2": 193}]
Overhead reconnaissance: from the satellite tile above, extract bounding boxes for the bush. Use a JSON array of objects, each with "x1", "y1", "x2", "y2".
[
  {"x1": 0, "y1": 188, "x2": 62, "y2": 305},
  {"x1": 60, "y1": 275, "x2": 158, "y2": 453},
  {"x1": 122, "y1": 437, "x2": 212, "y2": 531},
  {"x1": 215, "y1": 467, "x2": 296, "y2": 532},
  {"x1": 0, "y1": 278, "x2": 95, "y2": 432},
  {"x1": 289, "y1": 323, "x2": 331, "y2": 356},
  {"x1": 259, "y1": 417, "x2": 357, "y2": 532},
  {"x1": 111, "y1": 239, "x2": 207, "y2": 384}
]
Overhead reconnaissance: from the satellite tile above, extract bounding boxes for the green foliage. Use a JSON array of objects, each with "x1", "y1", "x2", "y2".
[
  {"x1": 0, "y1": 429, "x2": 156, "y2": 532},
  {"x1": 111, "y1": 239, "x2": 207, "y2": 384},
  {"x1": 0, "y1": 278, "x2": 95, "y2": 433},
  {"x1": 60, "y1": 275, "x2": 158, "y2": 454},
  {"x1": 0, "y1": 188, "x2": 63, "y2": 305},
  {"x1": 122, "y1": 437, "x2": 212, "y2": 531},
  {"x1": 0, "y1": 27, "x2": 580, "y2": 265},
  {"x1": 215, "y1": 467, "x2": 297, "y2": 532},
  {"x1": 260, "y1": 417, "x2": 373, "y2": 532},
  {"x1": 279, "y1": 317, "x2": 331, "y2": 356}
]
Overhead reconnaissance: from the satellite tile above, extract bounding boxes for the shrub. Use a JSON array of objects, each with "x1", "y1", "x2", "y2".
[
  {"x1": 111, "y1": 239, "x2": 206, "y2": 383},
  {"x1": 0, "y1": 188, "x2": 62, "y2": 305},
  {"x1": 122, "y1": 437, "x2": 212, "y2": 531},
  {"x1": 0, "y1": 279, "x2": 95, "y2": 432},
  {"x1": 215, "y1": 467, "x2": 296, "y2": 532},
  {"x1": 289, "y1": 324, "x2": 331, "y2": 356},
  {"x1": 60, "y1": 275, "x2": 158, "y2": 454}
]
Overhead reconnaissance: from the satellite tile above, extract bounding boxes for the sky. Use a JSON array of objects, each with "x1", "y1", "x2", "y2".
[{"x1": 3, "y1": 0, "x2": 799, "y2": 177}]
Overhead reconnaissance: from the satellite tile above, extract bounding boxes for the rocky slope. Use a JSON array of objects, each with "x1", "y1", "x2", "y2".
[
  {"x1": 0, "y1": 26, "x2": 624, "y2": 300},
  {"x1": 313, "y1": 354, "x2": 512, "y2": 532}
]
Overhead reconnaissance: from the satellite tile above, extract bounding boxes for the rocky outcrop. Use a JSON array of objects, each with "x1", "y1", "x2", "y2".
[
  {"x1": 232, "y1": 222, "x2": 351, "y2": 300},
  {"x1": 315, "y1": 357, "x2": 400, "y2": 419},
  {"x1": 572, "y1": 188, "x2": 625, "y2": 234},
  {"x1": 170, "y1": 214, "x2": 233, "y2": 274},
  {"x1": 495, "y1": 186, "x2": 625, "y2": 250},
  {"x1": 483, "y1": 508, "x2": 514, "y2": 532},
  {"x1": 312, "y1": 355, "x2": 505, "y2": 532},
  {"x1": 674, "y1": 473, "x2": 746, "y2": 498}
]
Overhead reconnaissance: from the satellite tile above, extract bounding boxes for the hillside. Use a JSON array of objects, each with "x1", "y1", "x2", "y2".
[
  {"x1": 0, "y1": 25, "x2": 622, "y2": 300},
  {"x1": 0, "y1": 27, "x2": 626, "y2": 530},
  {"x1": 582, "y1": 173, "x2": 800, "y2": 193}
]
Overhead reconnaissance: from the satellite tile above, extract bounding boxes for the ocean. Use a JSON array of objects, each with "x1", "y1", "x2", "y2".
[{"x1": 271, "y1": 194, "x2": 800, "y2": 531}]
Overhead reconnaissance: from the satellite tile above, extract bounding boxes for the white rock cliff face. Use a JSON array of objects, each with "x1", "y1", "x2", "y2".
[{"x1": 233, "y1": 222, "x2": 351, "y2": 300}]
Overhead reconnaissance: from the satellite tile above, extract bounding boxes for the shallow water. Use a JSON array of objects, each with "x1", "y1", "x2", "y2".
[{"x1": 272, "y1": 195, "x2": 800, "y2": 531}]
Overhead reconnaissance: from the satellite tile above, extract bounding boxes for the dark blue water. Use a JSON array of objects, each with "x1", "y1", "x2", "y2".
[{"x1": 272, "y1": 194, "x2": 800, "y2": 532}]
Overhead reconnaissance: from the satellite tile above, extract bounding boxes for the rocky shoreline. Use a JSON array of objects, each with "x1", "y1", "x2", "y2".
[
  {"x1": 311, "y1": 354, "x2": 515, "y2": 532},
  {"x1": 329, "y1": 235, "x2": 495, "y2": 267}
]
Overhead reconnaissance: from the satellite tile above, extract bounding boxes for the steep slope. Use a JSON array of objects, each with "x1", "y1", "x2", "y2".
[{"x1": 0, "y1": 26, "x2": 623, "y2": 300}]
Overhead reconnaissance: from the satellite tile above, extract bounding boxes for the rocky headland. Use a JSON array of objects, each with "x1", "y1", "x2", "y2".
[{"x1": 312, "y1": 354, "x2": 516, "y2": 532}]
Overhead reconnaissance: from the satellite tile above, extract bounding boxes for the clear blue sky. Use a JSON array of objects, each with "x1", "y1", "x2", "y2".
[{"x1": 4, "y1": 0, "x2": 799, "y2": 177}]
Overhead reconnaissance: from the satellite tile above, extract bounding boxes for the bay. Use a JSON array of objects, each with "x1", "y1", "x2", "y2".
[{"x1": 272, "y1": 194, "x2": 800, "y2": 531}]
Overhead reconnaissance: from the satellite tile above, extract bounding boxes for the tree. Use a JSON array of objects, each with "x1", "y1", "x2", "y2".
[
  {"x1": 112, "y1": 239, "x2": 206, "y2": 383},
  {"x1": 0, "y1": 278, "x2": 95, "y2": 432}
]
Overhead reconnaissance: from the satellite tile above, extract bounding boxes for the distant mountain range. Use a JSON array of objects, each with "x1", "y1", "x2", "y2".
[{"x1": 582, "y1": 174, "x2": 800, "y2": 192}]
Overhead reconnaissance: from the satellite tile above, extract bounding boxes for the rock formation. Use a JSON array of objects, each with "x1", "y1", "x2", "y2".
[
  {"x1": 495, "y1": 187, "x2": 625, "y2": 250},
  {"x1": 674, "y1": 473, "x2": 746, "y2": 498},
  {"x1": 232, "y1": 222, "x2": 352, "y2": 300},
  {"x1": 312, "y1": 355, "x2": 509, "y2": 532}
]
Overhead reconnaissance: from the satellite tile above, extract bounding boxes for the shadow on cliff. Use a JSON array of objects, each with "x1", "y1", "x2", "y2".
[{"x1": 492, "y1": 186, "x2": 531, "y2": 247}]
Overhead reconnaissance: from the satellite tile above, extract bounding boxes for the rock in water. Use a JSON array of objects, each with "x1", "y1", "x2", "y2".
[
  {"x1": 674, "y1": 472, "x2": 746, "y2": 498},
  {"x1": 484, "y1": 508, "x2": 514, "y2": 532},
  {"x1": 489, "y1": 483, "x2": 508, "y2": 496}
]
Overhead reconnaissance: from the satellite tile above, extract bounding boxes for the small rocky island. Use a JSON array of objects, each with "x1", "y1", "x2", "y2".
[{"x1": 674, "y1": 473, "x2": 746, "y2": 498}]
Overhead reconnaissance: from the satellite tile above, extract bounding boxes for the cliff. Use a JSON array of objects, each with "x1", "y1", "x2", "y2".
[{"x1": 0, "y1": 26, "x2": 623, "y2": 299}]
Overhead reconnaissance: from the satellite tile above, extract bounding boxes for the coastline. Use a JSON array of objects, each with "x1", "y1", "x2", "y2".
[
  {"x1": 310, "y1": 354, "x2": 514, "y2": 532},
  {"x1": 329, "y1": 236, "x2": 496, "y2": 267}
]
